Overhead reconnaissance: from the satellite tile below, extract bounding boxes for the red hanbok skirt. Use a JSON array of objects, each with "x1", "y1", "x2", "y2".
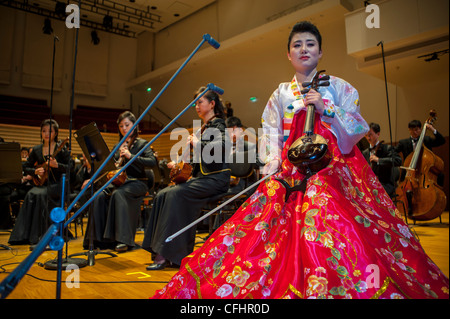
[{"x1": 153, "y1": 110, "x2": 449, "y2": 299}]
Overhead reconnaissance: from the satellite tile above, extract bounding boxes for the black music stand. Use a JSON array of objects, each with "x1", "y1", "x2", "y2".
[
  {"x1": 68, "y1": 122, "x2": 117, "y2": 266},
  {"x1": 0, "y1": 143, "x2": 23, "y2": 250}
]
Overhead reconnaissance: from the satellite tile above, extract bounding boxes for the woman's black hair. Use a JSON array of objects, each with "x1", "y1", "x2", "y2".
[
  {"x1": 117, "y1": 111, "x2": 139, "y2": 139},
  {"x1": 287, "y1": 21, "x2": 322, "y2": 52},
  {"x1": 194, "y1": 86, "x2": 225, "y2": 119}
]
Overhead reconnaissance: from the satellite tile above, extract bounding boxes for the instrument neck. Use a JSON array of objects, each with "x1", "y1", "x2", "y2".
[
  {"x1": 117, "y1": 135, "x2": 136, "y2": 166},
  {"x1": 303, "y1": 104, "x2": 315, "y2": 136},
  {"x1": 409, "y1": 123, "x2": 427, "y2": 170}
]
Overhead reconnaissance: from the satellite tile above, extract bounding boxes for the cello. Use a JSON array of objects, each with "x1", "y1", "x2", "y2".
[{"x1": 394, "y1": 110, "x2": 447, "y2": 221}]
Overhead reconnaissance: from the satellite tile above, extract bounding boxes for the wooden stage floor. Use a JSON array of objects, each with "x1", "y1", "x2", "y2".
[{"x1": 1, "y1": 212, "x2": 449, "y2": 299}]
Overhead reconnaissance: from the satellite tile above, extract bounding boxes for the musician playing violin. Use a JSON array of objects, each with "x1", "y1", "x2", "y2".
[
  {"x1": 362, "y1": 122, "x2": 402, "y2": 197},
  {"x1": 142, "y1": 87, "x2": 231, "y2": 270},
  {"x1": 83, "y1": 111, "x2": 156, "y2": 253},
  {"x1": 9, "y1": 119, "x2": 71, "y2": 246}
]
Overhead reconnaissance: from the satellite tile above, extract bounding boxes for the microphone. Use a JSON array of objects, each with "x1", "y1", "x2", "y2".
[
  {"x1": 54, "y1": 35, "x2": 60, "y2": 41},
  {"x1": 203, "y1": 34, "x2": 220, "y2": 49},
  {"x1": 207, "y1": 83, "x2": 224, "y2": 95},
  {"x1": 377, "y1": 40, "x2": 383, "y2": 46}
]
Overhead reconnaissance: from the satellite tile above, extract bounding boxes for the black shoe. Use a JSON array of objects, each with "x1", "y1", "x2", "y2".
[
  {"x1": 115, "y1": 243, "x2": 128, "y2": 253},
  {"x1": 146, "y1": 261, "x2": 167, "y2": 271},
  {"x1": 29, "y1": 244, "x2": 51, "y2": 251}
]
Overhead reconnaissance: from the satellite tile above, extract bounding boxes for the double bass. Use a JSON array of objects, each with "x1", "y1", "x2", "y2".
[{"x1": 395, "y1": 110, "x2": 447, "y2": 221}]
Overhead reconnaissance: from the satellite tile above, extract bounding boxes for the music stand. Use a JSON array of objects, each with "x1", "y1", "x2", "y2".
[
  {"x1": 0, "y1": 143, "x2": 23, "y2": 250},
  {"x1": 68, "y1": 122, "x2": 117, "y2": 266}
]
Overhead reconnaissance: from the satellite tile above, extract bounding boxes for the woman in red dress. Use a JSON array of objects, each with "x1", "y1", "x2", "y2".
[{"x1": 151, "y1": 21, "x2": 449, "y2": 299}]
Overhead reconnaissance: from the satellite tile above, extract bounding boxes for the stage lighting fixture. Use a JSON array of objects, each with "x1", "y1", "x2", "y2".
[
  {"x1": 103, "y1": 15, "x2": 113, "y2": 29},
  {"x1": 43, "y1": 18, "x2": 53, "y2": 35},
  {"x1": 55, "y1": 1, "x2": 66, "y2": 17},
  {"x1": 91, "y1": 31, "x2": 100, "y2": 45}
]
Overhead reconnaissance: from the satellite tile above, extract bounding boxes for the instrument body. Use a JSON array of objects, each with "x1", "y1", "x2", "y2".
[
  {"x1": 287, "y1": 70, "x2": 331, "y2": 175},
  {"x1": 33, "y1": 138, "x2": 69, "y2": 186},
  {"x1": 395, "y1": 110, "x2": 446, "y2": 221},
  {"x1": 169, "y1": 161, "x2": 193, "y2": 184},
  {"x1": 169, "y1": 116, "x2": 217, "y2": 185},
  {"x1": 106, "y1": 136, "x2": 136, "y2": 187}
]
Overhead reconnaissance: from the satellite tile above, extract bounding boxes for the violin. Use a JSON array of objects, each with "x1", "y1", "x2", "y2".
[
  {"x1": 106, "y1": 135, "x2": 137, "y2": 187},
  {"x1": 369, "y1": 140, "x2": 385, "y2": 169},
  {"x1": 287, "y1": 70, "x2": 331, "y2": 175},
  {"x1": 395, "y1": 110, "x2": 447, "y2": 221},
  {"x1": 33, "y1": 137, "x2": 70, "y2": 186}
]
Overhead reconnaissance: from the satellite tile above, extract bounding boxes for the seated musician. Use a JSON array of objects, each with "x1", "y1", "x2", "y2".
[
  {"x1": 142, "y1": 86, "x2": 231, "y2": 270},
  {"x1": 9, "y1": 119, "x2": 71, "y2": 246},
  {"x1": 82, "y1": 111, "x2": 157, "y2": 253},
  {"x1": 225, "y1": 116, "x2": 263, "y2": 195},
  {"x1": 362, "y1": 122, "x2": 402, "y2": 198},
  {"x1": 395, "y1": 119, "x2": 445, "y2": 184}
]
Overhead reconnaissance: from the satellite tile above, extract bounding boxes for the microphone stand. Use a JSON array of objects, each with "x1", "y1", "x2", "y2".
[
  {"x1": 64, "y1": 34, "x2": 222, "y2": 227},
  {"x1": 377, "y1": 41, "x2": 394, "y2": 147},
  {"x1": 44, "y1": 9, "x2": 87, "y2": 269},
  {"x1": 1, "y1": 33, "x2": 222, "y2": 299}
]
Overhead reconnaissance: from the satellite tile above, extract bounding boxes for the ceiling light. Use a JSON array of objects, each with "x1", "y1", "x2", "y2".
[
  {"x1": 42, "y1": 18, "x2": 53, "y2": 35},
  {"x1": 103, "y1": 15, "x2": 113, "y2": 29},
  {"x1": 91, "y1": 31, "x2": 100, "y2": 45},
  {"x1": 55, "y1": 1, "x2": 66, "y2": 17}
]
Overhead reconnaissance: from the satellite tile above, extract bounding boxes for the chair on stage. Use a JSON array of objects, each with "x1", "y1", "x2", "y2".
[
  {"x1": 139, "y1": 168, "x2": 156, "y2": 232},
  {"x1": 201, "y1": 150, "x2": 258, "y2": 235}
]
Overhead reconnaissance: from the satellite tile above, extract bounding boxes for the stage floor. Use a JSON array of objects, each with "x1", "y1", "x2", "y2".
[{"x1": 1, "y1": 212, "x2": 448, "y2": 299}]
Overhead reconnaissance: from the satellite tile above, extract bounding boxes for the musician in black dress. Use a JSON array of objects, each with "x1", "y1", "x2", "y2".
[
  {"x1": 142, "y1": 87, "x2": 231, "y2": 270},
  {"x1": 362, "y1": 123, "x2": 401, "y2": 198},
  {"x1": 83, "y1": 111, "x2": 156, "y2": 253},
  {"x1": 395, "y1": 119, "x2": 445, "y2": 184},
  {"x1": 9, "y1": 119, "x2": 71, "y2": 245}
]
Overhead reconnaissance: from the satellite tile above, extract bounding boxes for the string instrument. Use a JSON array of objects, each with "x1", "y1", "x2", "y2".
[
  {"x1": 33, "y1": 137, "x2": 70, "y2": 186},
  {"x1": 395, "y1": 110, "x2": 446, "y2": 221},
  {"x1": 287, "y1": 70, "x2": 331, "y2": 175},
  {"x1": 106, "y1": 135, "x2": 137, "y2": 187},
  {"x1": 369, "y1": 140, "x2": 385, "y2": 169},
  {"x1": 169, "y1": 116, "x2": 217, "y2": 184},
  {"x1": 169, "y1": 134, "x2": 194, "y2": 185},
  {"x1": 169, "y1": 158, "x2": 193, "y2": 185}
]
